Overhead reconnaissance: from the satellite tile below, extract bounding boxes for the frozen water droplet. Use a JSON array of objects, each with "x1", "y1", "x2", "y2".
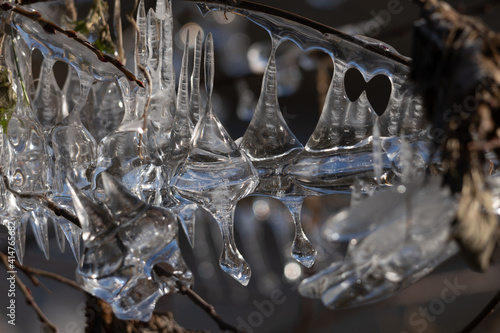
[
  {"x1": 173, "y1": 34, "x2": 257, "y2": 285},
  {"x1": 283, "y1": 199, "x2": 316, "y2": 268}
]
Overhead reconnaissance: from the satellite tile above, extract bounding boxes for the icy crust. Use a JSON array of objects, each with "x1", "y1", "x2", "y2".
[{"x1": 4, "y1": 6, "x2": 127, "y2": 85}]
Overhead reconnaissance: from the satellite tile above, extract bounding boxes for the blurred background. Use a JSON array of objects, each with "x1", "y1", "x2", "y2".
[{"x1": 2, "y1": 0, "x2": 500, "y2": 332}]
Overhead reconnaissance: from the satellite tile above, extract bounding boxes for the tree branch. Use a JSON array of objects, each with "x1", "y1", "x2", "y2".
[
  {"x1": 460, "y1": 289, "x2": 500, "y2": 333},
  {"x1": 0, "y1": 251, "x2": 58, "y2": 332},
  {"x1": 0, "y1": 1, "x2": 144, "y2": 88}
]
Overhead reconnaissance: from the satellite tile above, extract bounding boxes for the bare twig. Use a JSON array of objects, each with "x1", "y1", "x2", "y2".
[
  {"x1": 113, "y1": 0, "x2": 125, "y2": 64},
  {"x1": 175, "y1": 280, "x2": 240, "y2": 333},
  {"x1": 0, "y1": 2, "x2": 144, "y2": 88},
  {"x1": 63, "y1": 0, "x2": 77, "y2": 21},
  {"x1": 154, "y1": 263, "x2": 241, "y2": 333},
  {"x1": 125, "y1": 0, "x2": 151, "y2": 160},
  {"x1": 0, "y1": 252, "x2": 58, "y2": 332},
  {"x1": 10, "y1": 256, "x2": 85, "y2": 292},
  {"x1": 460, "y1": 289, "x2": 500, "y2": 333}
]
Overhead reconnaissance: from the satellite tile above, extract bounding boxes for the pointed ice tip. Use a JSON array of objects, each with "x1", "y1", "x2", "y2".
[
  {"x1": 101, "y1": 172, "x2": 145, "y2": 219},
  {"x1": 66, "y1": 178, "x2": 113, "y2": 241}
]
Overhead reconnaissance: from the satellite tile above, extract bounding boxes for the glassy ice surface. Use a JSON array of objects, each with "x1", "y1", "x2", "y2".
[
  {"x1": 0, "y1": 0, "x2": 472, "y2": 321},
  {"x1": 299, "y1": 176, "x2": 459, "y2": 309},
  {"x1": 173, "y1": 33, "x2": 258, "y2": 285},
  {"x1": 164, "y1": 31, "x2": 199, "y2": 247},
  {"x1": 69, "y1": 173, "x2": 192, "y2": 322},
  {"x1": 239, "y1": 36, "x2": 316, "y2": 267}
]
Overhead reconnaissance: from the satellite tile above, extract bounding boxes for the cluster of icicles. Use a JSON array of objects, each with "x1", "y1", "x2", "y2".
[{"x1": 0, "y1": 0, "x2": 461, "y2": 322}]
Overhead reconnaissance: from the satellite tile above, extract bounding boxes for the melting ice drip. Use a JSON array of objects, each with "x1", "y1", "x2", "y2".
[{"x1": 0, "y1": 0, "x2": 460, "y2": 321}]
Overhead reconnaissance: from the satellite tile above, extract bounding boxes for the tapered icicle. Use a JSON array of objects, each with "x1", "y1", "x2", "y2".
[
  {"x1": 15, "y1": 213, "x2": 27, "y2": 264},
  {"x1": 306, "y1": 58, "x2": 348, "y2": 151},
  {"x1": 67, "y1": 179, "x2": 113, "y2": 241},
  {"x1": 190, "y1": 31, "x2": 203, "y2": 124},
  {"x1": 53, "y1": 217, "x2": 66, "y2": 253},
  {"x1": 147, "y1": 8, "x2": 160, "y2": 73},
  {"x1": 372, "y1": 118, "x2": 382, "y2": 185},
  {"x1": 168, "y1": 31, "x2": 193, "y2": 172},
  {"x1": 29, "y1": 208, "x2": 50, "y2": 260},
  {"x1": 135, "y1": 0, "x2": 147, "y2": 76},
  {"x1": 239, "y1": 36, "x2": 302, "y2": 158},
  {"x1": 101, "y1": 172, "x2": 146, "y2": 220},
  {"x1": 59, "y1": 219, "x2": 82, "y2": 264}
]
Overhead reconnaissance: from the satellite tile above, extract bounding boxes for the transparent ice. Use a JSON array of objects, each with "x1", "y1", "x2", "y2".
[
  {"x1": 299, "y1": 177, "x2": 459, "y2": 309},
  {"x1": 69, "y1": 173, "x2": 192, "y2": 322},
  {"x1": 173, "y1": 33, "x2": 259, "y2": 285},
  {"x1": 239, "y1": 35, "x2": 316, "y2": 268}
]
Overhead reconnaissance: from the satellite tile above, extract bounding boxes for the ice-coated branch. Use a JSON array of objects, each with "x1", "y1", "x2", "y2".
[
  {"x1": 184, "y1": 0, "x2": 411, "y2": 66},
  {"x1": 0, "y1": 2, "x2": 144, "y2": 88},
  {"x1": 1, "y1": 173, "x2": 81, "y2": 228}
]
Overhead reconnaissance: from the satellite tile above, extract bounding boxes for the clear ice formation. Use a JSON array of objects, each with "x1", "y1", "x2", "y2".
[
  {"x1": 173, "y1": 33, "x2": 259, "y2": 285},
  {"x1": 69, "y1": 173, "x2": 192, "y2": 322},
  {"x1": 239, "y1": 35, "x2": 317, "y2": 267},
  {"x1": 0, "y1": 0, "x2": 466, "y2": 319},
  {"x1": 299, "y1": 176, "x2": 459, "y2": 309}
]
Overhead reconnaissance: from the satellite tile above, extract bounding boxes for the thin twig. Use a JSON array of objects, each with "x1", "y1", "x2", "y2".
[
  {"x1": 0, "y1": 252, "x2": 58, "y2": 332},
  {"x1": 11, "y1": 257, "x2": 85, "y2": 292},
  {"x1": 113, "y1": 0, "x2": 125, "y2": 64},
  {"x1": 460, "y1": 289, "x2": 500, "y2": 333},
  {"x1": 0, "y1": 2, "x2": 144, "y2": 88},
  {"x1": 63, "y1": 0, "x2": 77, "y2": 21}
]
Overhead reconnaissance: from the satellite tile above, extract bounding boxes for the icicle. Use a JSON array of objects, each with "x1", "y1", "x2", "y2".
[
  {"x1": 282, "y1": 198, "x2": 316, "y2": 268},
  {"x1": 15, "y1": 213, "x2": 27, "y2": 264},
  {"x1": 32, "y1": 58, "x2": 63, "y2": 130},
  {"x1": 29, "y1": 208, "x2": 50, "y2": 260},
  {"x1": 168, "y1": 31, "x2": 193, "y2": 174},
  {"x1": 306, "y1": 58, "x2": 348, "y2": 151},
  {"x1": 136, "y1": 0, "x2": 148, "y2": 76},
  {"x1": 372, "y1": 117, "x2": 382, "y2": 185},
  {"x1": 239, "y1": 35, "x2": 302, "y2": 158},
  {"x1": 400, "y1": 134, "x2": 412, "y2": 183},
  {"x1": 53, "y1": 217, "x2": 66, "y2": 253},
  {"x1": 173, "y1": 33, "x2": 259, "y2": 285},
  {"x1": 190, "y1": 30, "x2": 203, "y2": 124},
  {"x1": 59, "y1": 219, "x2": 82, "y2": 264},
  {"x1": 147, "y1": 8, "x2": 160, "y2": 73}
]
